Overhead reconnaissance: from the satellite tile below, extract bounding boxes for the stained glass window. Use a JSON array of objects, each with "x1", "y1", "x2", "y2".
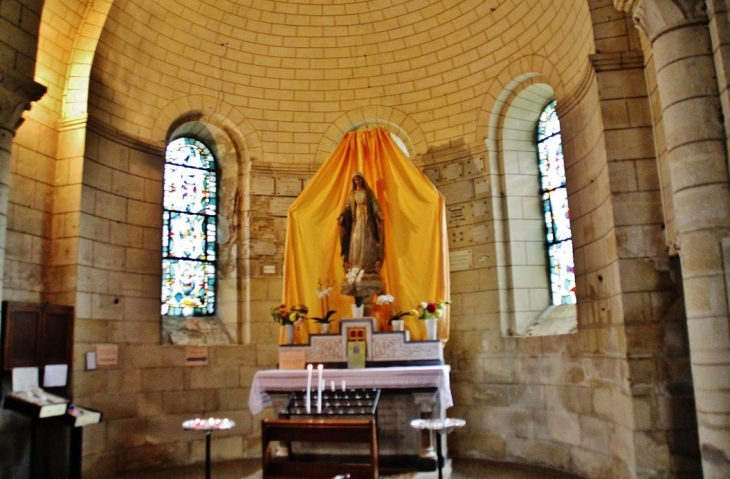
[
  {"x1": 161, "y1": 137, "x2": 217, "y2": 316},
  {"x1": 537, "y1": 101, "x2": 576, "y2": 305}
]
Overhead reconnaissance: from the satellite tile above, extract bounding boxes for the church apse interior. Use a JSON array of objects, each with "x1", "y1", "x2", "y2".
[{"x1": 1, "y1": 0, "x2": 730, "y2": 478}]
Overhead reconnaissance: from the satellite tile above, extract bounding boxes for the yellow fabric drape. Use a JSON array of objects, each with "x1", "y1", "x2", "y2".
[{"x1": 282, "y1": 127, "x2": 450, "y2": 344}]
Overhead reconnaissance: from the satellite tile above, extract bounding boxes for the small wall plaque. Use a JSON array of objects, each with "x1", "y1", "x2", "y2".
[
  {"x1": 471, "y1": 200, "x2": 489, "y2": 218},
  {"x1": 442, "y1": 162, "x2": 464, "y2": 181},
  {"x1": 185, "y1": 347, "x2": 209, "y2": 367},
  {"x1": 95, "y1": 344, "x2": 118, "y2": 367},
  {"x1": 474, "y1": 178, "x2": 490, "y2": 195},
  {"x1": 466, "y1": 157, "x2": 485, "y2": 175},
  {"x1": 448, "y1": 206, "x2": 466, "y2": 224},
  {"x1": 449, "y1": 250, "x2": 473, "y2": 271},
  {"x1": 279, "y1": 350, "x2": 306, "y2": 370},
  {"x1": 470, "y1": 224, "x2": 489, "y2": 243}
]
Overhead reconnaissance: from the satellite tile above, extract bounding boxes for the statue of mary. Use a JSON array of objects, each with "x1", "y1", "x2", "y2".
[{"x1": 337, "y1": 172, "x2": 385, "y2": 305}]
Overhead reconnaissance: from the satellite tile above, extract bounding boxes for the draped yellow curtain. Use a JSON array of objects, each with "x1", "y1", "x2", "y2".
[{"x1": 282, "y1": 127, "x2": 450, "y2": 344}]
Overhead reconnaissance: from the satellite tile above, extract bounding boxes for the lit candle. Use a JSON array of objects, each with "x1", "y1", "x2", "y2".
[
  {"x1": 317, "y1": 364, "x2": 323, "y2": 413},
  {"x1": 306, "y1": 364, "x2": 313, "y2": 413}
]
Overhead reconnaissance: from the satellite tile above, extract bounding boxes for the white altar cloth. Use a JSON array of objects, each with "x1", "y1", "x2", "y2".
[{"x1": 248, "y1": 365, "x2": 452, "y2": 415}]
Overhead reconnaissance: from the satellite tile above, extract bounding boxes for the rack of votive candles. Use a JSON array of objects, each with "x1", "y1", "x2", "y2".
[
  {"x1": 182, "y1": 417, "x2": 236, "y2": 431},
  {"x1": 282, "y1": 388, "x2": 381, "y2": 417}
]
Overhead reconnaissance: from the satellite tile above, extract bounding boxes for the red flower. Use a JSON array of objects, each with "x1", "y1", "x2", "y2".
[{"x1": 426, "y1": 302, "x2": 437, "y2": 314}]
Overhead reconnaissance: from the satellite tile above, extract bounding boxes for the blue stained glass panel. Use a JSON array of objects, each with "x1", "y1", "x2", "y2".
[
  {"x1": 161, "y1": 137, "x2": 218, "y2": 316},
  {"x1": 164, "y1": 212, "x2": 209, "y2": 260},
  {"x1": 548, "y1": 241, "x2": 576, "y2": 305},
  {"x1": 161, "y1": 259, "x2": 216, "y2": 316},
  {"x1": 166, "y1": 137, "x2": 216, "y2": 169},
  {"x1": 537, "y1": 103, "x2": 561, "y2": 140},
  {"x1": 537, "y1": 101, "x2": 576, "y2": 306},
  {"x1": 164, "y1": 164, "x2": 216, "y2": 215},
  {"x1": 537, "y1": 135, "x2": 565, "y2": 191}
]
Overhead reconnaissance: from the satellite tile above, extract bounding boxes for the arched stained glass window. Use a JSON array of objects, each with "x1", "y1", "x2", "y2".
[
  {"x1": 537, "y1": 101, "x2": 576, "y2": 305},
  {"x1": 161, "y1": 137, "x2": 217, "y2": 316}
]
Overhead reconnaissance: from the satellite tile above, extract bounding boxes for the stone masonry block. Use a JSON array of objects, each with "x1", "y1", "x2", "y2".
[
  {"x1": 546, "y1": 410, "x2": 581, "y2": 446},
  {"x1": 188, "y1": 366, "x2": 240, "y2": 390},
  {"x1": 107, "y1": 417, "x2": 147, "y2": 449},
  {"x1": 141, "y1": 368, "x2": 184, "y2": 392}
]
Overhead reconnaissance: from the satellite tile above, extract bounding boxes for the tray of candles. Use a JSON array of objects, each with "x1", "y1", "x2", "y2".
[{"x1": 281, "y1": 388, "x2": 381, "y2": 417}]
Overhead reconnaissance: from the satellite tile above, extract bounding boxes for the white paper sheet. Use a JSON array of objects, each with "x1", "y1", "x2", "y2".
[
  {"x1": 43, "y1": 364, "x2": 68, "y2": 388},
  {"x1": 86, "y1": 351, "x2": 97, "y2": 370},
  {"x1": 12, "y1": 367, "x2": 39, "y2": 392}
]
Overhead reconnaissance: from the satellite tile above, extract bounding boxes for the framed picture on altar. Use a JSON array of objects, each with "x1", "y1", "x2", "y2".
[{"x1": 340, "y1": 319, "x2": 373, "y2": 362}]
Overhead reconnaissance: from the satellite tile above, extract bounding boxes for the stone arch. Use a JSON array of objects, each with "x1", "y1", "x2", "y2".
[
  {"x1": 480, "y1": 57, "x2": 576, "y2": 336},
  {"x1": 159, "y1": 101, "x2": 260, "y2": 344},
  {"x1": 317, "y1": 106, "x2": 427, "y2": 163},
  {"x1": 477, "y1": 54, "x2": 562, "y2": 141},
  {"x1": 61, "y1": 0, "x2": 114, "y2": 121},
  {"x1": 154, "y1": 95, "x2": 263, "y2": 163}
]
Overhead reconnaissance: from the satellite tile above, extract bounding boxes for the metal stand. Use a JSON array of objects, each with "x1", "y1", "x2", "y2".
[
  {"x1": 435, "y1": 430, "x2": 444, "y2": 479},
  {"x1": 181, "y1": 418, "x2": 235, "y2": 479},
  {"x1": 205, "y1": 431, "x2": 211, "y2": 479},
  {"x1": 409, "y1": 418, "x2": 465, "y2": 479}
]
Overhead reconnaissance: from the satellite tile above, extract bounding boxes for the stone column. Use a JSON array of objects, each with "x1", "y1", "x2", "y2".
[
  {"x1": 618, "y1": 1, "x2": 730, "y2": 476},
  {"x1": 0, "y1": 65, "x2": 46, "y2": 304}
]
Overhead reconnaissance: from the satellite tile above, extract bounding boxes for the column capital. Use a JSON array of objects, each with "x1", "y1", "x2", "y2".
[
  {"x1": 615, "y1": 0, "x2": 708, "y2": 41},
  {"x1": 0, "y1": 64, "x2": 46, "y2": 134}
]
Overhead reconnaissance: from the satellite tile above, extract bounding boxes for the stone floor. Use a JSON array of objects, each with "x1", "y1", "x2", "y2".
[{"x1": 116, "y1": 457, "x2": 582, "y2": 478}]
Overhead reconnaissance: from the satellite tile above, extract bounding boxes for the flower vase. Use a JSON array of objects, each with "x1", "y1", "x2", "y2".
[
  {"x1": 283, "y1": 324, "x2": 294, "y2": 344},
  {"x1": 320, "y1": 323, "x2": 330, "y2": 334},
  {"x1": 391, "y1": 319, "x2": 405, "y2": 331},
  {"x1": 424, "y1": 318, "x2": 438, "y2": 340},
  {"x1": 351, "y1": 304, "x2": 364, "y2": 318}
]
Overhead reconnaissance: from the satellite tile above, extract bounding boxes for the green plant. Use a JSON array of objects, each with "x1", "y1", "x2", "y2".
[
  {"x1": 388, "y1": 310, "x2": 412, "y2": 324},
  {"x1": 413, "y1": 300, "x2": 451, "y2": 320},
  {"x1": 271, "y1": 304, "x2": 308, "y2": 326}
]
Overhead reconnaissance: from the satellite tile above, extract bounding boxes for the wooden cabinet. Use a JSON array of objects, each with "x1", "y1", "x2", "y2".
[{"x1": 1, "y1": 302, "x2": 74, "y2": 371}]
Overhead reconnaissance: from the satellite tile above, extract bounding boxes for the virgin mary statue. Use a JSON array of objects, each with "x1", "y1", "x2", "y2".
[{"x1": 337, "y1": 172, "x2": 385, "y2": 303}]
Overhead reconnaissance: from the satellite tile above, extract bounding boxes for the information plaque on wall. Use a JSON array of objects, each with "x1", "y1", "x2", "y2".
[{"x1": 449, "y1": 249, "x2": 473, "y2": 272}]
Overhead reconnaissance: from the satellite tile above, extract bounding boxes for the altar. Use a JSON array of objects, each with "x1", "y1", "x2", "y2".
[
  {"x1": 250, "y1": 365, "x2": 452, "y2": 472},
  {"x1": 259, "y1": 130, "x2": 454, "y2": 474},
  {"x1": 249, "y1": 365, "x2": 452, "y2": 415}
]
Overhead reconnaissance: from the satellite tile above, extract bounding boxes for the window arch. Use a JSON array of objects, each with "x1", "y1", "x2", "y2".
[
  {"x1": 537, "y1": 101, "x2": 576, "y2": 305},
  {"x1": 161, "y1": 137, "x2": 218, "y2": 316}
]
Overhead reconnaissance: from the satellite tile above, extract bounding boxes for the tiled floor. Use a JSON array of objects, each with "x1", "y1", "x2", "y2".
[{"x1": 116, "y1": 457, "x2": 582, "y2": 478}]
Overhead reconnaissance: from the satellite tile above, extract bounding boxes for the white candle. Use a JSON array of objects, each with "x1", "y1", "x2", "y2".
[
  {"x1": 317, "y1": 364, "x2": 323, "y2": 413},
  {"x1": 306, "y1": 364, "x2": 313, "y2": 413},
  {"x1": 331, "y1": 380, "x2": 335, "y2": 392},
  {"x1": 342, "y1": 379, "x2": 346, "y2": 391}
]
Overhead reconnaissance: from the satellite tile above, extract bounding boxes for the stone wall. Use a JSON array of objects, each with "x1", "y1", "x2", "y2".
[
  {"x1": 248, "y1": 162, "x2": 318, "y2": 347},
  {"x1": 69, "y1": 127, "x2": 280, "y2": 477},
  {"x1": 1, "y1": 0, "x2": 718, "y2": 477}
]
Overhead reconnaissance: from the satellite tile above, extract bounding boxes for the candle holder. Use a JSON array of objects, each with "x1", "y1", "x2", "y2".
[{"x1": 282, "y1": 389, "x2": 381, "y2": 418}]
